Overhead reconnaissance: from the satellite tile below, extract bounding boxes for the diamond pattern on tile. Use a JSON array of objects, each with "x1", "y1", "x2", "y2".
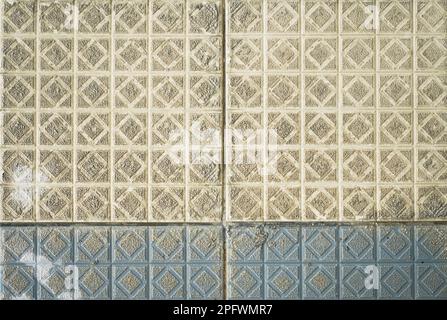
[
  {"x1": 1, "y1": 38, "x2": 35, "y2": 71},
  {"x1": 379, "y1": 264, "x2": 413, "y2": 299},
  {"x1": 38, "y1": 228, "x2": 73, "y2": 264},
  {"x1": 378, "y1": 226, "x2": 413, "y2": 261},
  {"x1": 75, "y1": 228, "x2": 110, "y2": 263},
  {"x1": 38, "y1": 187, "x2": 73, "y2": 221},
  {"x1": 151, "y1": 265, "x2": 186, "y2": 299},
  {"x1": 78, "y1": 266, "x2": 111, "y2": 299},
  {"x1": 303, "y1": 226, "x2": 337, "y2": 262},
  {"x1": 0, "y1": 225, "x2": 446, "y2": 300},
  {"x1": 0, "y1": 228, "x2": 35, "y2": 264},
  {"x1": 416, "y1": 264, "x2": 447, "y2": 298},
  {"x1": 229, "y1": 264, "x2": 263, "y2": 299},
  {"x1": 340, "y1": 226, "x2": 375, "y2": 262},
  {"x1": 341, "y1": 264, "x2": 376, "y2": 299},
  {"x1": 40, "y1": 38, "x2": 72, "y2": 71},
  {"x1": 304, "y1": 264, "x2": 337, "y2": 299},
  {"x1": 2, "y1": 1, "x2": 36, "y2": 34},
  {"x1": 113, "y1": 266, "x2": 147, "y2": 299},
  {"x1": 1, "y1": 265, "x2": 35, "y2": 300},
  {"x1": 1, "y1": 75, "x2": 35, "y2": 109},
  {"x1": 1, "y1": 0, "x2": 447, "y2": 302}
]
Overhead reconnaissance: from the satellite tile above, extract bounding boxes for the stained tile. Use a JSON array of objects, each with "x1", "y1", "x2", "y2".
[
  {"x1": 0, "y1": 225, "x2": 445, "y2": 300},
  {"x1": 303, "y1": 264, "x2": 338, "y2": 299},
  {"x1": 341, "y1": 264, "x2": 376, "y2": 299},
  {"x1": 416, "y1": 264, "x2": 447, "y2": 299},
  {"x1": 378, "y1": 225, "x2": 413, "y2": 262},
  {"x1": 1, "y1": 0, "x2": 447, "y2": 301}
]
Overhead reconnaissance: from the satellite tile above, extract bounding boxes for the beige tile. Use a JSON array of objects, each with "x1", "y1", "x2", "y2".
[{"x1": 0, "y1": 0, "x2": 446, "y2": 223}]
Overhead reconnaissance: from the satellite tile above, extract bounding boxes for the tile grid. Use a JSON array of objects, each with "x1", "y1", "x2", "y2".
[
  {"x1": 2, "y1": 2, "x2": 444, "y2": 300},
  {"x1": 300, "y1": 0, "x2": 305, "y2": 223},
  {"x1": 413, "y1": 0, "x2": 447, "y2": 221},
  {"x1": 0, "y1": 225, "x2": 225, "y2": 299},
  {"x1": 1, "y1": 224, "x2": 446, "y2": 299},
  {"x1": 185, "y1": 0, "x2": 191, "y2": 222},
  {"x1": 35, "y1": 0, "x2": 40, "y2": 222},
  {"x1": 378, "y1": 0, "x2": 413, "y2": 221},
  {"x1": 72, "y1": 0, "x2": 78, "y2": 224},
  {"x1": 110, "y1": 0, "x2": 115, "y2": 223},
  {"x1": 412, "y1": 0, "x2": 417, "y2": 222},
  {"x1": 338, "y1": 0, "x2": 343, "y2": 222},
  {"x1": 226, "y1": 223, "x2": 447, "y2": 299},
  {"x1": 374, "y1": 0, "x2": 379, "y2": 223},
  {"x1": 0, "y1": 0, "x2": 446, "y2": 223},
  {"x1": 147, "y1": 0, "x2": 153, "y2": 224}
]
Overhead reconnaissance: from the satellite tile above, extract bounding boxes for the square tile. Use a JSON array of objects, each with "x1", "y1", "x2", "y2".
[{"x1": 1, "y1": 75, "x2": 36, "y2": 109}]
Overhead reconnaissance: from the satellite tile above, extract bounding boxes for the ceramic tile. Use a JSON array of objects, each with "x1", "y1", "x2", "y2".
[
  {"x1": 0, "y1": 0, "x2": 447, "y2": 301},
  {"x1": 0, "y1": 224, "x2": 445, "y2": 299}
]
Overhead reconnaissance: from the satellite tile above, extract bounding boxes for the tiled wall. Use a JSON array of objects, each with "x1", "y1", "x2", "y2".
[
  {"x1": 0, "y1": 0, "x2": 225, "y2": 222},
  {"x1": 1, "y1": 0, "x2": 446, "y2": 223},
  {"x1": 224, "y1": 0, "x2": 447, "y2": 222},
  {"x1": 0, "y1": 0, "x2": 446, "y2": 300},
  {"x1": 0, "y1": 224, "x2": 446, "y2": 299}
]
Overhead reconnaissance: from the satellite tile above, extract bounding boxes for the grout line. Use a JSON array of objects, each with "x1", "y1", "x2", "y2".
[
  {"x1": 221, "y1": 0, "x2": 228, "y2": 300},
  {"x1": 35, "y1": 0, "x2": 40, "y2": 224},
  {"x1": 73, "y1": 0, "x2": 78, "y2": 224},
  {"x1": 375, "y1": 0, "x2": 380, "y2": 222},
  {"x1": 147, "y1": 0, "x2": 152, "y2": 223},
  {"x1": 184, "y1": 0, "x2": 189, "y2": 224},
  {"x1": 412, "y1": 0, "x2": 418, "y2": 299},
  {"x1": 337, "y1": 0, "x2": 342, "y2": 223},
  {"x1": 110, "y1": 0, "x2": 115, "y2": 224}
]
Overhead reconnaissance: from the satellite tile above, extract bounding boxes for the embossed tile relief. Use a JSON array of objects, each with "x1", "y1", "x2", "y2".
[
  {"x1": 0, "y1": 0, "x2": 446, "y2": 222},
  {"x1": 0, "y1": 0, "x2": 447, "y2": 301},
  {"x1": 0, "y1": 224, "x2": 446, "y2": 299},
  {"x1": 0, "y1": 0, "x2": 224, "y2": 222},
  {"x1": 225, "y1": 0, "x2": 447, "y2": 222}
]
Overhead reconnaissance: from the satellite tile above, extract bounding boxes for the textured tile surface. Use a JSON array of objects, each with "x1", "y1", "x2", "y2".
[
  {"x1": 225, "y1": 0, "x2": 447, "y2": 222},
  {"x1": 0, "y1": 0, "x2": 447, "y2": 301},
  {"x1": 0, "y1": 224, "x2": 446, "y2": 299},
  {"x1": 0, "y1": 225, "x2": 224, "y2": 299},
  {"x1": 0, "y1": 0, "x2": 445, "y2": 222},
  {"x1": 0, "y1": 0, "x2": 224, "y2": 223}
]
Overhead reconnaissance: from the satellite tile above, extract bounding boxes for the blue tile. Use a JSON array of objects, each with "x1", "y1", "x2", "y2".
[
  {"x1": 265, "y1": 264, "x2": 300, "y2": 299},
  {"x1": 0, "y1": 224, "x2": 446, "y2": 300},
  {"x1": 150, "y1": 226, "x2": 186, "y2": 262},
  {"x1": 75, "y1": 227, "x2": 111, "y2": 264},
  {"x1": 112, "y1": 265, "x2": 148, "y2": 299},
  {"x1": 228, "y1": 264, "x2": 264, "y2": 299},
  {"x1": 188, "y1": 226, "x2": 223, "y2": 263},
  {"x1": 265, "y1": 225, "x2": 300, "y2": 262},
  {"x1": 150, "y1": 264, "x2": 186, "y2": 299},
  {"x1": 415, "y1": 225, "x2": 447, "y2": 262},
  {"x1": 0, "y1": 227, "x2": 35, "y2": 264},
  {"x1": 378, "y1": 225, "x2": 413, "y2": 262},
  {"x1": 0, "y1": 265, "x2": 36, "y2": 300},
  {"x1": 188, "y1": 264, "x2": 223, "y2": 299},
  {"x1": 37, "y1": 265, "x2": 74, "y2": 300},
  {"x1": 379, "y1": 264, "x2": 414, "y2": 299},
  {"x1": 38, "y1": 227, "x2": 73, "y2": 264},
  {"x1": 112, "y1": 227, "x2": 147, "y2": 263},
  {"x1": 77, "y1": 266, "x2": 111, "y2": 300},
  {"x1": 340, "y1": 264, "x2": 376, "y2": 299},
  {"x1": 340, "y1": 225, "x2": 375, "y2": 262},
  {"x1": 416, "y1": 264, "x2": 447, "y2": 299},
  {"x1": 303, "y1": 264, "x2": 338, "y2": 299},
  {"x1": 228, "y1": 225, "x2": 265, "y2": 262},
  {"x1": 303, "y1": 226, "x2": 337, "y2": 262}
]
